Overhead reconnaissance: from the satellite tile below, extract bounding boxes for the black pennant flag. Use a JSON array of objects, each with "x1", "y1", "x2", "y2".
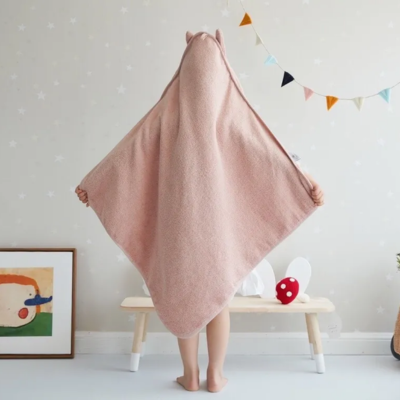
[{"x1": 281, "y1": 71, "x2": 295, "y2": 87}]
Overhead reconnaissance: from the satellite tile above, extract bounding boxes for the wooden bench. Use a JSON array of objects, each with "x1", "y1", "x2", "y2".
[{"x1": 121, "y1": 296, "x2": 335, "y2": 374}]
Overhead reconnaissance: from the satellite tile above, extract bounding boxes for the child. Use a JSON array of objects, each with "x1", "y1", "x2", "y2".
[{"x1": 75, "y1": 169, "x2": 324, "y2": 392}]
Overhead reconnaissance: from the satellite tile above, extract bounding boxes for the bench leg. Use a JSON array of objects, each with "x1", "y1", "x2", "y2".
[
  {"x1": 130, "y1": 312, "x2": 146, "y2": 372},
  {"x1": 305, "y1": 313, "x2": 315, "y2": 360},
  {"x1": 307, "y1": 313, "x2": 325, "y2": 374},
  {"x1": 140, "y1": 313, "x2": 150, "y2": 358}
]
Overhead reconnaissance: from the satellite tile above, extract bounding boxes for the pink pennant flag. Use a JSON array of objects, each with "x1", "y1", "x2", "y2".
[{"x1": 304, "y1": 87, "x2": 314, "y2": 101}]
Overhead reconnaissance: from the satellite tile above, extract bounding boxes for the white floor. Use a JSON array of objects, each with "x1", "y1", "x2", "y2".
[{"x1": 1, "y1": 355, "x2": 399, "y2": 400}]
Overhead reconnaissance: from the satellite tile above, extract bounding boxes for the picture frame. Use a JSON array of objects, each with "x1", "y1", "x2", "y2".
[{"x1": 0, "y1": 248, "x2": 76, "y2": 359}]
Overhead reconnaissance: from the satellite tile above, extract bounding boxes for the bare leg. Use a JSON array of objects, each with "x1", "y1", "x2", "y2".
[
  {"x1": 206, "y1": 306, "x2": 230, "y2": 393},
  {"x1": 176, "y1": 333, "x2": 200, "y2": 391}
]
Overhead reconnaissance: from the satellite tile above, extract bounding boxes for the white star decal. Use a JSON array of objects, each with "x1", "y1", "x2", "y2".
[
  {"x1": 389, "y1": 21, "x2": 394, "y2": 29},
  {"x1": 117, "y1": 253, "x2": 126, "y2": 262},
  {"x1": 16, "y1": 219, "x2": 22, "y2": 225},
  {"x1": 380, "y1": 71, "x2": 385, "y2": 77},
  {"x1": 51, "y1": 229, "x2": 58, "y2": 234},
  {"x1": 32, "y1": 135, "x2": 38, "y2": 141},
  {"x1": 303, "y1": 0, "x2": 310, "y2": 4},
  {"x1": 11, "y1": 241, "x2": 18, "y2": 248},
  {"x1": 105, "y1": 42, "x2": 110, "y2": 48},
  {"x1": 314, "y1": 59, "x2": 322, "y2": 65},
  {"x1": 377, "y1": 306, "x2": 385, "y2": 314},
  {"x1": 239, "y1": 72, "x2": 249, "y2": 79},
  {"x1": 73, "y1": 223, "x2": 80, "y2": 229},
  {"x1": 126, "y1": 65, "x2": 132, "y2": 71},
  {"x1": 221, "y1": 8, "x2": 230, "y2": 17},
  {"x1": 128, "y1": 315, "x2": 136, "y2": 322},
  {"x1": 386, "y1": 274, "x2": 393, "y2": 281},
  {"x1": 202, "y1": 25, "x2": 210, "y2": 32},
  {"x1": 143, "y1": 0, "x2": 150, "y2": 6},
  {"x1": 70, "y1": 186, "x2": 76, "y2": 192},
  {"x1": 19, "y1": 193, "x2": 27, "y2": 199},
  {"x1": 379, "y1": 240, "x2": 385, "y2": 247},
  {"x1": 125, "y1": 45, "x2": 131, "y2": 50},
  {"x1": 314, "y1": 226, "x2": 321, "y2": 234},
  {"x1": 329, "y1": 289, "x2": 335, "y2": 295},
  {"x1": 117, "y1": 84, "x2": 126, "y2": 94},
  {"x1": 11, "y1": 74, "x2": 17, "y2": 80},
  {"x1": 47, "y1": 23, "x2": 55, "y2": 29},
  {"x1": 18, "y1": 108, "x2": 26, "y2": 115},
  {"x1": 16, "y1": 51, "x2": 23, "y2": 56},
  {"x1": 387, "y1": 191, "x2": 394, "y2": 198},
  {"x1": 70, "y1": 18, "x2": 77, "y2": 24},
  {"x1": 87, "y1": 71, "x2": 92, "y2": 76},
  {"x1": 354, "y1": 160, "x2": 361, "y2": 167},
  {"x1": 145, "y1": 41, "x2": 151, "y2": 46},
  {"x1": 18, "y1": 24, "x2": 26, "y2": 31},
  {"x1": 270, "y1": 326, "x2": 276, "y2": 331},
  {"x1": 377, "y1": 138, "x2": 385, "y2": 146},
  {"x1": 9, "y1": 140, "x2": 17, "y2": 148},
  {"x1": 80, "y1": 84, "x2": 86, "y2": 89},
  {"x1": 54, "y1": 80, "x2": 60, "y2": 86},
  {"x1": 121, "y1": 7, "x2": 128, "y2": 13},
  {"x1": 87, "y1": 239, "x2": 92, "y2": 244},
  {"x1": 55, "y1": 155, "x2": 65, "y2": 162},
  {"x1": 47, "y1": 191, "x2": 55, "y2": 198},
  {"x1": 37, "y1": 91, "x2": 46, "y2": 100},
  {"x1": 54, "y1": 120, "x2": 61, "y2": 127},
  {"x1": 88, "y1": 34, "x2": 95, "y2": 40}
]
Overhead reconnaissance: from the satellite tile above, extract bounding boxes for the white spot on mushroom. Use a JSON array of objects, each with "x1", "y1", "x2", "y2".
[
  {"x1": 289, "y1": 278, "x2": 295, "y2": 282},
  {"x1": 280, "y1": 283, "x2": 286, "y2": 289},
  {"x1": 286, "y1": 291, "x2": 292, "y2": 297}
]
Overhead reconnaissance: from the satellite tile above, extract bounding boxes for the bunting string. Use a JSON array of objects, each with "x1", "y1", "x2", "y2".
[{"x1": 238, "y1": 1, "x2": 400, "y2": 111}]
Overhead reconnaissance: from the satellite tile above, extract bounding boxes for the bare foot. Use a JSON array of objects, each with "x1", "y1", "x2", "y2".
[
  {"x1": 176, "y1": 374, "x2": 200, "y2": 392},
  {"x1": 207, "y1": 370, "x2": 228, "y2": 393}
]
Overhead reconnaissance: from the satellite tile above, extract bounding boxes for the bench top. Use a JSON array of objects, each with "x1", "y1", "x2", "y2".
[{"x1": 121, "y1": 296, "x2": 334, "y2": 313}]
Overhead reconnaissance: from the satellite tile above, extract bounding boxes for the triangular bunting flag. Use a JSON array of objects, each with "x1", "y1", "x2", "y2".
[
  {"x1": 255, "y1": 33, "x2": 263, "y2": 46},
  {"x1": 264, "y1": 55, "x2": 277, "y2": 66},
  {"x1": 326, "y1": 96, "x2": 339, "y2": 111},
  {"x1": 379, "y1": 88, "x2": 391, "y2": 103},
  {"x1": 304, "y1": 87, "x2": 314, "y2": 101},
  {"x1": 281, "y1": 71, "x2": 295, "y2": 87},
  {"x1": 239, "y1": 13, "x2": 252, "y2": 26},
  {"x1": 353, "y1": 97, "x2": 364, "y2": 111}
]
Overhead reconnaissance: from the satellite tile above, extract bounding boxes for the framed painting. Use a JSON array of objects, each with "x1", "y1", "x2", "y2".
[{"x1": 0, "y1": 248, "x2": 76, "y2": 358}]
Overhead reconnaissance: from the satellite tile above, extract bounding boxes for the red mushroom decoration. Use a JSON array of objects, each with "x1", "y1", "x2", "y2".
[{"x1": 275, "y1": 277, "x2": 299, "y2": 305}]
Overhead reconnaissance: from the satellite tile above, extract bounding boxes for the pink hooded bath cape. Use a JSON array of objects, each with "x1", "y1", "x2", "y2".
[{"x1": 78, "y1": 30, "x2": 317, "y2": 338}]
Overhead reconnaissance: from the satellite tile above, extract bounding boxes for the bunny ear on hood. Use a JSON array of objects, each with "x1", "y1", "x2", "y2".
[
  {"x1": 78, "y1": 30, "x2": 316, "y2": 338},
  {"x1": 185, "y1": 31, "x2": 194, "y2": 44}
]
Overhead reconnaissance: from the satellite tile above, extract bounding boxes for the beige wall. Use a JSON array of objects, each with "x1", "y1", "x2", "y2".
[{"x1": 1, "y1": 0, "x2": 400, "y2": 336}]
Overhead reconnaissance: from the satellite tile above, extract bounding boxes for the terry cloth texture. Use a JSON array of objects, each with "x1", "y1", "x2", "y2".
[{"x1": 78, "y1": 30, "x2": 317, "y2": 338}]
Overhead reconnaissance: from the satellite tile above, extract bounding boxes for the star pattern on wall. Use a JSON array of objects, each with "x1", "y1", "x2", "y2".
[{"x1": 3, "y1": 0, "x2": 399, "y2": 336}]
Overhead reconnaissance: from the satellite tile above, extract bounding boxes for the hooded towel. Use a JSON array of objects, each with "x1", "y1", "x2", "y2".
[{"x1": 78, "y1": 30, "x2": 317, "y2": 338}]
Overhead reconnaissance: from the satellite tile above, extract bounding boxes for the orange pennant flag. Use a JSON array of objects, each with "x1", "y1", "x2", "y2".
[
  {"x1": 239, "y1": 13, "x2": 252, "y2": 26},
  {"x1": 326, "y1": 96, "x2": 339, "y2": 111}
]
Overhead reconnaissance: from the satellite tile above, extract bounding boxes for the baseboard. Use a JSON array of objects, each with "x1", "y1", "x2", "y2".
[{"x1": 75, "y1": 332, "x2": 393, "y2": 355}]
